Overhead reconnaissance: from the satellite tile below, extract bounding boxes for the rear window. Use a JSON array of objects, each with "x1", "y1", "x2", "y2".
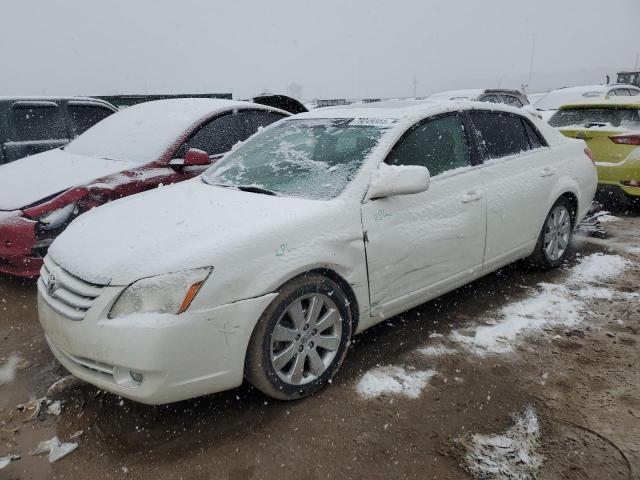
[
  {"x1": 549, "y1": 107, "x2": 640, "y2": 129},
  {"x1": 12, "y1": 104, "x2": 66, "y2": 141}
]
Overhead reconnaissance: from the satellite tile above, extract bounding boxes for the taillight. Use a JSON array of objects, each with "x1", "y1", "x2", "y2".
[
  {"x1": 584, "y1": 147, "x2": 595, "y2": 163},
  {"x1": 610, "y1": 135, "x2": 640, "y2": 145}
]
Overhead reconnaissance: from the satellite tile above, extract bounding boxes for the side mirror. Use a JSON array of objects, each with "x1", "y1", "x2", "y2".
[
  {"x1": 366, "y1": 164, "x2": 430, "y2": 200},
  {"x1": 169, "y1": 148, "x2": 211, "y2": 167}
]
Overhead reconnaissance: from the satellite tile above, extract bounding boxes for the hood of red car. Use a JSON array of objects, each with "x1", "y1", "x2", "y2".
[{"x1": 0, "y1": 148, "x2": 139, "y2": 211}]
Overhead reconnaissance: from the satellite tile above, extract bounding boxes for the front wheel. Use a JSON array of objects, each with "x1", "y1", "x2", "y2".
[
  {"x1": 528, "y1": 197, "x2": 574, "y2": 269},
  {"x1": 245, "y1": 273, "x2": 353, "y2": 400}
]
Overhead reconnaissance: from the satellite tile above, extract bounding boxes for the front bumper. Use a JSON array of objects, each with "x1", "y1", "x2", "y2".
[
  {"x1": 37, "y1": 276, "x2": 277, "y2": 405},
  {"x1": 0, "y1": 211, "x2": 41, "y2": 277}
]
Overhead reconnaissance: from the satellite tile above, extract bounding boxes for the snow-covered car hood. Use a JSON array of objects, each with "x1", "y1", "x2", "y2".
[
  {"x1": 49, "y1": 178, "x2": 335, "y2": 285},
  {"x1": 0, "y1": 149, "x2": 138, "y2": 211}
]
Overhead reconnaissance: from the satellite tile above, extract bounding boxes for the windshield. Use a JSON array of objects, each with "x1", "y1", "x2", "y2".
[
  {"x1": 535, "y1": 90, "x2": 605, "y2": 111},
  {"x1": 549, "y1": 107, "x2": 640, "y2": 129},
  {"x1": 202, "y1": 118, "x2": 391, "y2": 200},
  {"x1": 63, "y1": 101, "x2": 209, "y2": 163}
]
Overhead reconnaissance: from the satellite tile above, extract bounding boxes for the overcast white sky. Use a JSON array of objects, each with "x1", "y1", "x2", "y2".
[{"x1": 1, "y1": 0, "x2": 639, "y2": 100}]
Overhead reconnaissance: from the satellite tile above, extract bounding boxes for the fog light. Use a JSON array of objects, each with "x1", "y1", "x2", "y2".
[{"x1": 130, "y1": 371, "x2": 144, "y2": 383}]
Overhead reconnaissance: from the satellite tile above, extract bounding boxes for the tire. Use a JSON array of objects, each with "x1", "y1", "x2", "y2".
[
  {"x1": 528, "y1": 197, "x2": 575, "y2": 270},
  {"x1": 245, "y1": 273, "x2": 353, "y2": 400}
]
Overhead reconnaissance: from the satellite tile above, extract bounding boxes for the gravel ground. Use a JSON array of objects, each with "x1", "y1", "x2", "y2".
[{"x1": 1, "y1": 210, "x2": 639, "y2": 480}]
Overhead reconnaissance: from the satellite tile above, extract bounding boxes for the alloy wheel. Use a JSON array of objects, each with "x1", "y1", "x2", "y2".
[
  {"x1": 269, "y1": 293, "x2": 342, "y2": 385},
  {"x1": 543, "y1": 205, "x2": 571, "y2": 261}
]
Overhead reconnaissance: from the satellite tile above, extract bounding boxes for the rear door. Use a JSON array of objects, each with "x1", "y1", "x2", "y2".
[
  {"x1": 4, "y1": 101, "x2": 69, "y2": 162},
  {"x1": 361, "y1": 113, "x2": 486, "y2": 316},
  {"x1": 469, "y1": 111, "x2": 555, "y2": 268}
]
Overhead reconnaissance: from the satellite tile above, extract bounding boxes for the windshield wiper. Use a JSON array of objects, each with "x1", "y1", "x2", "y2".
[
  {"x1": 236, "y1": 185, "x2": 277, "y2": 196},
  {"x1": 208, "y1": 181, "x2": 277, "y2": 196}
]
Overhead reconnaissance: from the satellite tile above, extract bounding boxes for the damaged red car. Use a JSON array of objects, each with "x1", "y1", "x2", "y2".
[{"x1": 0, "y1": 97, "x2": 295, "y2": 277}]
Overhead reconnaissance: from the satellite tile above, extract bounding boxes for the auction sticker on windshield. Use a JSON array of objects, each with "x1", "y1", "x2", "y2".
[{"x1": 349, "y1": 118, "x2": 396, "y2": 127}]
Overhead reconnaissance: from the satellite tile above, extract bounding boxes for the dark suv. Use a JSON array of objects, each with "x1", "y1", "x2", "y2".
[{"x1": 0, "y1": 97, "x2": 117, "y2": 164}]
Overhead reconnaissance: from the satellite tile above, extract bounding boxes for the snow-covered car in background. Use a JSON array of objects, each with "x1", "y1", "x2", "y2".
[
  {"x1": 533, "y1": 84, "x2": 640, "y2": 122},
  {"x1": 0, "y1": 98, "x2": 291, "y2": 277},
  {"x1": 37, "y1": 100, "x2": 597, "y2": 404},
  {"x1": 428, "y1": 89, "x2": 530, "y2": 107},
  {"x1": 429, "y1": 89, "x2": 541, "y2": 119}
]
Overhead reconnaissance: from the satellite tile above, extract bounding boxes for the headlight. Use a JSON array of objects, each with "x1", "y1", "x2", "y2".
[
  {"x1": 108, "y1": 267, "x2": 212, "y2": 319},
  {"x1": 38, "y1": 203, "x2": 77, "y2": 230}
]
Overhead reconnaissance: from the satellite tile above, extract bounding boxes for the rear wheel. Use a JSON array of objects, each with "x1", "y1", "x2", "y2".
[
  {"x1": 528, "y1": 197, "x2": 574, "y2": 269},
  {"x1": 245, "y1": 273, "x2": 353, "y2": 400}
]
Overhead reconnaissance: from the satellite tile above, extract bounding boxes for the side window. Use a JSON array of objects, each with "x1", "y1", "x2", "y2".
[
  {"x1": 245, "y1": 111, "x2": 286, "y2": 135},
  {"x1": 183, "y1": 112, "x2": 247, "y2": 156},
  {"x1": 469, "y1": 112, "x2": 531, "y2": 159},
  {"x1": 68, "y1": 105, "x2": 113, "y2": 137},
  {"x1": 481, "y1": 94, "x2": 502, "y2": 104},
  {"x1": 503, "y1": 95, "x2": 524, "y2": 107},
  {"x1": 12, "y1": 104, "x2": 66, "y2": 141},
  {"x1": 629, "y1": 89, "x2": 640, "y2": 97},
  {"x1": 521, "y1": 118, "x2": 547, "y2": 149},
  {"x1": 387, "y1": 114, "x2": 471, "y2": 177}
]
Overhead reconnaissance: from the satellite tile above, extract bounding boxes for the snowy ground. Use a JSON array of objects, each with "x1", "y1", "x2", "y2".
[{"x1": 1, "y1": 211, "x2": 639, "y2": 479}]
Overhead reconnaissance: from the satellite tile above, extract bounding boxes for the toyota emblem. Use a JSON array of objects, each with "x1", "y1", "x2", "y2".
[{"x1": 47, "y1": 273, "x2": 57, "y2": 295}]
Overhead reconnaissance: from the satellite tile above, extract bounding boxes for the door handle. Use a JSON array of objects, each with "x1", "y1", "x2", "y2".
[
  {"x1": 461, "y1": 191, "x2": 483, "y2": 203},
  {"x1": 540, "y1": 167, "x2": 556, "y2": 177}
]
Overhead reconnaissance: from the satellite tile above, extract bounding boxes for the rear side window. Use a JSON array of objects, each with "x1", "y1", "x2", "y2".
[
  {"x1": 387, "y1": 114, "x2": 471, "y2": 177},
  {"x1": 68, "y1": 105, "x2": 114, "y2": 137},
  {"x1": 468, "y1": 112, "x2": 531, "y2": 159},
  {"x1": 12, "y1": 104, "x2": 66, "y2": 141},
  {"x1": 182, "y1": 112, "x2": 247, "y2": 156},
  {"x1": 481, "y1": 94, "x2": 502, "y2": 104},
  {"x1": 246, "y1": 111, "x2": 286, "y2": 135},
  {"x1": 522, "y1": 119, "x2": 546, "y2": 149}
]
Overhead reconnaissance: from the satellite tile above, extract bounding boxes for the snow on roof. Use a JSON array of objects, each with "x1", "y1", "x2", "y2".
[
  {"x1": 557, "y1": 96, "x2": 640, "y2": 109},
  {"x1": 64, "y1": 98, "x2": 265, "y2": 164},
  {"x1": 293, "y1": 98, "x2": 522, "y2": 121},
  {"x1": 428, "y1": 89, "x2": 485, "y2": 100}
]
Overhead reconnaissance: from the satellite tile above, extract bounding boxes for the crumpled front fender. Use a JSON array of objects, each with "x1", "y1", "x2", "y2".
[{"x1": 0, "y1": 211, "x2": 37, "y2": 256}]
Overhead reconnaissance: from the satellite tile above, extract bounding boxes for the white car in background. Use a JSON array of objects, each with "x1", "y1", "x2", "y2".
[
  {"x1": 37, "y1": 100, "x2": 597, "y2": 404},
  {"x1": 533, "y1": 84, "x2": 640, "y2": 121}
]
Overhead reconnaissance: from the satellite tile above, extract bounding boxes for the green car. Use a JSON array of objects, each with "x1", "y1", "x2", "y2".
[{"x1": 549, "y1": 97, "x2": 640, "y2": 203}]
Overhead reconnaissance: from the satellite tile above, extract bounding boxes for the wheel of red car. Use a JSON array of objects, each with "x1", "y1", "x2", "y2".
[{"x1": 245, "y1": 273, "x2": 353, "y2": 400}]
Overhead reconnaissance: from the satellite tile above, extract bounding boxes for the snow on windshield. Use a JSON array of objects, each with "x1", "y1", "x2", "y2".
[
  {"x1": 64, "y1": 100, "x2": 218, "y2": 163},
  {"x1": 203, "y1": 118, "x2": 391, "y2": 200}
]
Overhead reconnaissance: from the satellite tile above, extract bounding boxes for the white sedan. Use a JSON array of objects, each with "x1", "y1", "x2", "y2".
[{"x1": 37, "y1": 100, "x2": 597, "y2": 404}]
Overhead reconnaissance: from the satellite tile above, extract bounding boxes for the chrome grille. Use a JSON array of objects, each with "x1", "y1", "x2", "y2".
[{"x1": 38, "y1": 256, "x2": 104, "y2": 320}]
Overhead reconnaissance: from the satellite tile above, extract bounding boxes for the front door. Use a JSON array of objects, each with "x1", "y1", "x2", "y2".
[{"x1": 361, "y1": 113, "x2": 486, "y2": 318}]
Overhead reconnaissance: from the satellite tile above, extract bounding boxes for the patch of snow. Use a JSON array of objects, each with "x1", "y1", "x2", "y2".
[
  {"x1": 417, "y1": 345, "x2": 458, "y2": 356},
  {"x1": 0, "y1": 354, "x2": 20, "y2": 385},
  {"x1": 462, "y1": 407, "x2": 543, "y2": 480},
  {"x1": 568, "y1": 253, "x2": 630, "y2": 284},
  {"x1": 47, "y1": 401, "x2": 62, "y2": 416},
  {"x1": 0, "y1": 455, "x2": 20, "y2": 469},
  {"x1": 356, "y1": 365, "x2": 436, "y2": 399},
  {"x1": 596, "y1": 214, "x2": 620, "y2": 223},
  {"x1": 450, "y1": 254, "x2": 631, "y2": 355},
  {"x1": 30, "y1": 436, "x2": 78, "y2": 463}
]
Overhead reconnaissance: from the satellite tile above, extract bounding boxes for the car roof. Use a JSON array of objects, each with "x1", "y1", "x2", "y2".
[
  {"x1": 558, "y1": 97, "x2": 640, "y2": 109},
  {"x1": 428, "y1": 89, "x2": 485, "y2": 100},
  {"x1": 112, "y1": 97, "x2": 289, "y2": 119},
  {"x1": 0, "y1": 96, "x2": 117, "y2": 109},
  {"x1": 292, "y1": 98, "x2": 524, "y2": 121}
]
